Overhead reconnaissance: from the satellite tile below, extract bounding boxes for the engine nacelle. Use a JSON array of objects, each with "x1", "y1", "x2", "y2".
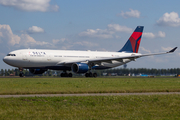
[
  {"x1": 71, "y1": 63, "x2": 89, "y2": 73},
  {"x1": 29, "y1": 69, "x2": 47, "y2": 74}
]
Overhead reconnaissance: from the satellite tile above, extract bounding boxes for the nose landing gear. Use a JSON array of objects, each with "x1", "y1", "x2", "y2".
[
  {"x1": 19, "y1": 68, "x2": 24, "y2": 77},
  {"x1": 19, "y1": 72, "x2": 24, "y2": 77}
]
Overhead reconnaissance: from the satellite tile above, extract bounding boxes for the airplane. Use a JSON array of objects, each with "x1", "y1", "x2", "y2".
[{"x1": 3, "y1": 26, "x2": 177, "y2": 77}]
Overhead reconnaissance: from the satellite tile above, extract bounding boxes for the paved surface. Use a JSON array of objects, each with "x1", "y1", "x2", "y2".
[{"x1": 0, "y1": 92, "x2": 180, "y2": 98}]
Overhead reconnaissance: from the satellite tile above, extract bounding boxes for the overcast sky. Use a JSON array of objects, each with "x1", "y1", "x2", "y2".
[{"x1": 0, "y1": 0, "x2": 180, "y2": 69}]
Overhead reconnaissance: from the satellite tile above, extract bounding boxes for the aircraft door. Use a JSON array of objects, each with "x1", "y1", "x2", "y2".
[
  {"x1": 22, "y1": 54, "x2": 28, "y2": 61},
  {"x1": 47, "y1": 55, "x2": 51, "y2": 61}
]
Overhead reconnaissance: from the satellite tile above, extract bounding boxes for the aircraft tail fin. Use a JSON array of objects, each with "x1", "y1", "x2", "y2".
[{"x1": 119, "y1": 26, "x2": 144, "y2": 53}]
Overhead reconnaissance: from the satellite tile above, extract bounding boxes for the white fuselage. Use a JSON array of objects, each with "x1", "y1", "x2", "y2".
[{"x1": 3, "y1": 49, "x2": 141, "y2": 70}]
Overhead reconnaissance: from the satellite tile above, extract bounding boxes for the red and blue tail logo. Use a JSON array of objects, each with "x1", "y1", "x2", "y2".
[{"x1": 119, "y1": 26, "x2": 144, "y2": 53}]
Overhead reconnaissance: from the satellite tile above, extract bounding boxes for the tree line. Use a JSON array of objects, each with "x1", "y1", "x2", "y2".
[
  {"x1": 0, "y1": 69, "x2": 58, "y2": 77},
  {"x1": 0, "y1": 68, "x2": 180, "y2": 76},
  {"x1": 100, "y1": 68, "x2": 180, "y2": 76}
]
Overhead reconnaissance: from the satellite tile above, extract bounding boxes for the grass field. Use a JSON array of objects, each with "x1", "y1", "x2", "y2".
[
  {"x1": 0, "y1": 77, "x2": 180, "y2": 94},
  {"x1": 0, "y1": 77, "x2": 180, "y2": 119},
  {"x1": 0, "y1": 95, "x2": 180, "y2": 119}
]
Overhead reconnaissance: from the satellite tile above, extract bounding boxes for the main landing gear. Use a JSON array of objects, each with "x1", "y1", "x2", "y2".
[
  {"x1": 60, "y1": 71, "x2": 72, "y2": 77},
  {"x1": 85, "y1": 72, "x2": 97, "y2": 77},
  {"x1": 85, "y1": 62, "x2": 97, "y2": 77}
]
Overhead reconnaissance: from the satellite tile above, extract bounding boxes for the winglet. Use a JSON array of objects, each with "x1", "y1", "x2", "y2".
[{"x1": 167, "y1": 47, "x2": 177, "y2": 53}]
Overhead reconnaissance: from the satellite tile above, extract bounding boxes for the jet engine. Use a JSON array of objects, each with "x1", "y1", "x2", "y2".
[
  {"x1": 29, "y1": 69, "x2": 47, "y2": 74},
  {"x1": 71, "y1": 63, "x2": 89, "y2": 73}
]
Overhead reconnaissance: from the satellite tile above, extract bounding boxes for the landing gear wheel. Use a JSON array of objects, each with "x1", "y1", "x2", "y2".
[
  {"x1": 60, "y1": 73, "x2": 64, "y2": 77},
  {"x1": 61, "y1": 73, "x2": 66, "y2": 77},
  {"x1": 85, "y1": 72, "x2": 97, "y2": 77},
  {"x1": 19, "y1": 73, "x2": 24, "y2": 77},
  {"x1": 61, "y1": 72, "x2": 73, "y2": 77},
  {"x1": 68, "y1": 73, "x2": 72, "y2": 77},
  {"x1": 85, "y1": 73, "x2": 89, "y2": 77},
  {"x1": 93, "y1": 73, "x2": 97, "y2": 78}
]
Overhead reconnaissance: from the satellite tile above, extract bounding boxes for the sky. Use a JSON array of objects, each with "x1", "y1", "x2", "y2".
[{"x1": 0, "y1": 0, "x2": 180, "y2": 69}]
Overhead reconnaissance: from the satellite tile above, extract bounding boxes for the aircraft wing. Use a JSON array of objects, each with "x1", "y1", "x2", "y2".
[
  {"x1": 57, "y1": 47, "x2": 177, "y2": 65},
  {"x1": 137, "y1": 47, "x2": 177, "y2": 57},
  {"x1": 89, "y1": 47, "x2": 177, "y2": 63}
]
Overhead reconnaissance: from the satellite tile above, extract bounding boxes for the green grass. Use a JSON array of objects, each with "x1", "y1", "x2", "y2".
[
  {"x1": 0, "y1": 95, "x2": 180, "y2": 119},
  {"x1": 0, "y1": 77, "x2": 180, "y2": 119},
  {"x1": 0, "y1": 77, "x2": 180, "y2": 94}
]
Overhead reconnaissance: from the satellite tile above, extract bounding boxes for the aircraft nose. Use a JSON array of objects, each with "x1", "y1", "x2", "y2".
[
  {"x1": 3, "y1": 56, "x2": 11, "y2": 64},
  {"x1": 3, "y1": 56, "x2": 7, "y2": 63},
  {"x1": 3, "y1": 56, "x2": 16, "y2": 67}
]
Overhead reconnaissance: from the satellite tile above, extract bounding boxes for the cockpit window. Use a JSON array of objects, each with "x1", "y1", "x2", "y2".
[{"x1": 7, "y1": 54, "x2": 16, "y2": 56}]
